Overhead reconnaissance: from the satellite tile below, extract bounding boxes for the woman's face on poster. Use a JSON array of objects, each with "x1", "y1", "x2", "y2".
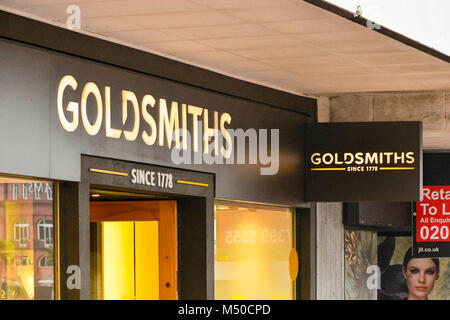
[{"x1": 403, "y1": 258, "x2": 439, "y2": 300}]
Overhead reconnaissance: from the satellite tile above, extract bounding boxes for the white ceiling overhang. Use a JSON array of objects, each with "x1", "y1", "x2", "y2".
[{"x1": 0, "y1": 0, "x2": 449, "y2": 96}]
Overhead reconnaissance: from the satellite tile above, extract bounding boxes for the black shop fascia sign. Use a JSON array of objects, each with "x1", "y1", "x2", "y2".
[{"x1": 304, "y1": 121, "x2": 422, "y2": 202}]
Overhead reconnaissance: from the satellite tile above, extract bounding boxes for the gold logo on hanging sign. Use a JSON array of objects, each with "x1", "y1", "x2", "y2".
[{"x1": 310, "y1": 152, "x2": 416, "y2": 173}]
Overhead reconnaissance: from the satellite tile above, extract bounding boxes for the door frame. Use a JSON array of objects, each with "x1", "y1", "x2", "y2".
[{"x1": 58, "y1": 155, "x2": 215, "y2": 300}]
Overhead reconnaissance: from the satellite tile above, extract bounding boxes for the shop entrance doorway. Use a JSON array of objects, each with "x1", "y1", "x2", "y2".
[
  {"x1": 58, "y1": 155, "x2": 215, "y2": 300},
  {"x1": 89, "y1": 189, "x2": 177, "y2": 300}
]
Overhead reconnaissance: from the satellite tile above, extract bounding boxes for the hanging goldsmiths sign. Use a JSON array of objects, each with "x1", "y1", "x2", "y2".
[{"x1": 305, "y1": 122, "x2": 422, "y2": 202}]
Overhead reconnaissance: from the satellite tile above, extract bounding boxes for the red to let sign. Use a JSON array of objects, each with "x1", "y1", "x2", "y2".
[{"x1": 416, "y1": 186, "x2": 450, "y2": 242}]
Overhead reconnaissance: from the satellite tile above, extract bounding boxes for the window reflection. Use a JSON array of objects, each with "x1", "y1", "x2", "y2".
[
  {"x1": 14, "y1": 220, "x2": 30, "y2": 248},
  {"x1": 0, "y1": 178, "x2": 54, "y2": 300},
  {"x1": 37, "y1": 219, "x2": 53, "y2": 247},
  {"x1": 214, "y1": 202, "x2": 295, "y2": 300}
]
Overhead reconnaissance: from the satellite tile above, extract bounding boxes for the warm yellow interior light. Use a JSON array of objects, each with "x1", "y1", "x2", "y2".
[
  {"x1": 214, "y1": 205, "x2": 294, "y2": 300},
  {"x1": 101, "y1": 221, "x2": 159, "y2": 300},
  {"x1": 135, "y1": 221, "x2": 159, "y2": 300},
  {"x1": 102, "y1": 221, "x2": 135, "y2": 300}
]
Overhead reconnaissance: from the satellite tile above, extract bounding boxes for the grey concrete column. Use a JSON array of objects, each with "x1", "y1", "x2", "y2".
[
  {"x1": 315, "y1": 202, "x2": 344, "y2": 300},
  {"x1": 317, "y1": 96, "x2": 330, "y2": 123}
]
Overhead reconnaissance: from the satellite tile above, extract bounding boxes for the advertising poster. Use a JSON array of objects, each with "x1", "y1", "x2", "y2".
[
  {"x1": 344, "y1": 230, "x2": 378, "y2": 300},
  {"x1": 378, "y1": 236, "x2": 450, "y2": 300},
  {"x1": 414, "y1": 186, "x2": 450, "y2": 258}
]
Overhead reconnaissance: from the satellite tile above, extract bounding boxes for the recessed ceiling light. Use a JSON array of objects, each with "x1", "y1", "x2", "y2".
[{"x1": 91, "y1": 194, "x2": 101, "y2": 198}]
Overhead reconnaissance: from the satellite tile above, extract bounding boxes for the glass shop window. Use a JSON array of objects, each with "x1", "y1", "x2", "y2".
[
  {"x1": 214, "y1": 201, "x2": 296, "y2": 300},
  {"x1": 0, "y1": 177, "x2": 55, "y2": 300}
]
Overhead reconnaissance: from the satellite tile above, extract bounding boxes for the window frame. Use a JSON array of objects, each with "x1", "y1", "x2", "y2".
[
  {"x1": 37, "y1": 218, "x2": 54, "y2": 247},
  {"x1": 38, "y1": 255, "x2": 53, "y2": 268},
  {"x1": 13, "y1": 219, "x2": 30, "y2": 248}
]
